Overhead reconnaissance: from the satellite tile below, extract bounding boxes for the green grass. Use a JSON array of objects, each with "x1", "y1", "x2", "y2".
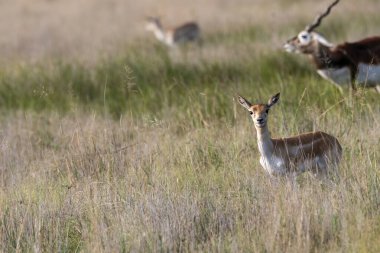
[
  {"x1": 0, "y1": 42, "x2": 364, "y2": 120},
  {"x1": 0, "y1": 6, "x2": 379, "y2": 253}
]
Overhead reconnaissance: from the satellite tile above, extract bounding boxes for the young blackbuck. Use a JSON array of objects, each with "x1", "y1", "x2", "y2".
[
  {"x1": 238, "y1": 93, "x2": 342, "y2": 176},
  {"x1": 283, "y1": 0, "x2": 380, "y2": 92},
  {"x1": 145, "y1": 17, "x2": 201, "y2": 47}
]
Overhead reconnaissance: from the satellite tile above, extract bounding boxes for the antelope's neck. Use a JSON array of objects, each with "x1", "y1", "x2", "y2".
[
  {"x1": 256, "y1": 125, "x2": 274, "y2": 156},
  {"x1": 311, "y1": 43, "x2": 335, "y2": 69},
  {"x1": 153, "y1": 27, "x2": 166, "y2": 42}
]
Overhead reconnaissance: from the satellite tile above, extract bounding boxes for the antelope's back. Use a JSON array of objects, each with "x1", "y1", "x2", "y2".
[
  {"x1": 173, "y1": 22, "x2": 200, "y2": 43},
  {"x1": 276, "y1": 131, "x2": 341, "y2": 157},
  {"x1": 340, "y1": 36, "x2": 380, "y2": 64}
]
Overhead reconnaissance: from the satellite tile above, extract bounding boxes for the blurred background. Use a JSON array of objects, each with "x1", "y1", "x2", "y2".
[{"x1": 1, "y1": 0, "x2": 379, "y2": 64}]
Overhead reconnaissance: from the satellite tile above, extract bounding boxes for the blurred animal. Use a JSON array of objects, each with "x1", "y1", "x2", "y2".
[
  {"x1": 237, "y1": 93, "x2": 342, "y2": 176},
  {"x1": 145, "y1": 17, "x2": 201, "y2": 47},
  {"x1": 283, "y1": 0, "x2": 380, "y2": 92}
]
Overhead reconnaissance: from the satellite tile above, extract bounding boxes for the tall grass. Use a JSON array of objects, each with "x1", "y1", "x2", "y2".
[{"x1": 0, "y1": 1, "x2": 379, "y2": 252}]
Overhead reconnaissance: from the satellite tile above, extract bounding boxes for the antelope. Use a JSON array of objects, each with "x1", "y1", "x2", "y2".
[
  {"x1": 283, "y1": 0, "x2": 380, "y2": 92},
  {"x1": 145, "y1": 17, "x2": 201, "y2": 47},
  {"x1": 238, "y1": 93, "x2": 342, "y2": 176}
]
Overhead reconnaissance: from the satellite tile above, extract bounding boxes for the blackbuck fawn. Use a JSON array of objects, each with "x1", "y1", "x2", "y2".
[
  {"x1": 145, "y1": 17, "x2": 201, "y2": 47},
  {"x1": 238, "y1": 93, "x2": 342, "y2": 176},
  {"x1": 284, "y1": 0, "x2": 380, "y2": 92}
]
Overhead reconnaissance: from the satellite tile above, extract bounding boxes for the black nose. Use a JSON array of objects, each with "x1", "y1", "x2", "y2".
[{"x1": 257, "y1": 118, "x2": 264, "y2": 123}]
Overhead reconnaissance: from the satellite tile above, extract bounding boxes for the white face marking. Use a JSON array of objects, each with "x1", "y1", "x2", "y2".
[
  {"x1": 298, "y1": 31, "x2": 312, "y2": 45},
  {"x1": 283, "y1": 42, "x2": 297, "y2": 53},
  {"x1": 284, "y1": 31, "x2": 334, "y2": 54}
]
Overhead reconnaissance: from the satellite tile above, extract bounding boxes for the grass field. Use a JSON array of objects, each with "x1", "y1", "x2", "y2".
[{"x1": 0, "y1": 0, "x2": 379, "y2": 252}]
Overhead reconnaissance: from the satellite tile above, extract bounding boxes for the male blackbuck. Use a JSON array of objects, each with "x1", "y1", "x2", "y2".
[
  {"x1": 145, "y1": 17, "x2": 201, "y2": 47},
  {"x1": 238, "y1": 93, "x2": 342, "y2": 176},
  {"x1": 283, "y1": 0, "x2": 380, "y2": 92}
]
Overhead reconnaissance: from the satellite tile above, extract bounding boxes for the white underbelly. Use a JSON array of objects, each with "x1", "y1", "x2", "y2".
[
  {"x1": 317, "y1": 68, "x2": 351, "y2": 86},
  {"x1": 356, "y1": 63, "x2": 380, "y2": 86},
  {"x1": 260, "y1": 152, "x2": 329, "y2": 175},
  {"x1": 317, "y1": 64, "x2": 380, "y2": 87}
]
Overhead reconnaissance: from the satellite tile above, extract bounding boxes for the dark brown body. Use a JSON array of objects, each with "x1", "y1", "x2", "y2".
[
  {"x1": 171, "y1": 22, "x2": 200, "y2": 43},
  {"x1": 284, "y1": 32, "x2": 380, "y2": 89},
  {"x1": 313, "y1": 36, "x2": 380, "y2": 78}
]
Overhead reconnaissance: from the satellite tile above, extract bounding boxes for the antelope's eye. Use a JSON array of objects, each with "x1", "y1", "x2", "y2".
[
  {"x1": 265, "y1": 109, "x2": 269, "y2": 113},
  {"x1": 249, "y1": 111, "x2": 253, "y2": 115},
  {"x1": 298, "y1": 32, "x2": 310, "y2": 43}
]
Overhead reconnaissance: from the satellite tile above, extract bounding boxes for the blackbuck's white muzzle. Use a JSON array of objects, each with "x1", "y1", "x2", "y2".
[{"x1": 283, "y1": 42, "x2": 295, "y2": 53}]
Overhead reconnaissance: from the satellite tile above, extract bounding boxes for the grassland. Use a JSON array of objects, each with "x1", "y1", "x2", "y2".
[{"x1": 0, "y1": 0, "x2": 379, "y2": 252}]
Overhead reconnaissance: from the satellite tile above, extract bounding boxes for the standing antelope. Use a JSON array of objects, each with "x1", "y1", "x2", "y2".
[
  {"x1": 238, "y1": 93, "x2": 342, "y2": 176},
  {"x1": 145, "y1": 17, "x2": 201, "y2": 47},
  {"x1": 283, "y1": 0, "x2": 380, "y2": 92}
]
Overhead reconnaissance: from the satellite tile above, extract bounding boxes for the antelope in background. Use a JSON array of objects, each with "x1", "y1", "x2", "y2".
[
  {"x1": 145, "y1": 17, "x2": 201, "y2": 47},
  {"x1": 238, "y1": 93, "x2": 342, "y2": 176},
  {"x1": 283, "y1": 0, "x2": 380, "y2": 92}
]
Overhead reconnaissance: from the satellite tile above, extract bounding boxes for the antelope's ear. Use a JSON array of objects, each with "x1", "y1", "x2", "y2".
[
  {"x1": 237, "y1": 95, "x2": 252, "y2": 110},
  {"x1": 267, "y1": 93, "x2": 280, "y2": 107}
]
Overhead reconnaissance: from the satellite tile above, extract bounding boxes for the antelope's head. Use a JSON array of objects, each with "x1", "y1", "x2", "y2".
[
  {"x1": 283, "y1": 0, "x2": 340, "y2": 54},
  {"x1": 284, "y1": 31, "x2": 318, "y2": 54},
  {"x1": 145, "y1": 17, "x2": 162, "y2": 31},
  {"x1": 238, "y1": 93, "x2": 280, "y2": 128}
]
